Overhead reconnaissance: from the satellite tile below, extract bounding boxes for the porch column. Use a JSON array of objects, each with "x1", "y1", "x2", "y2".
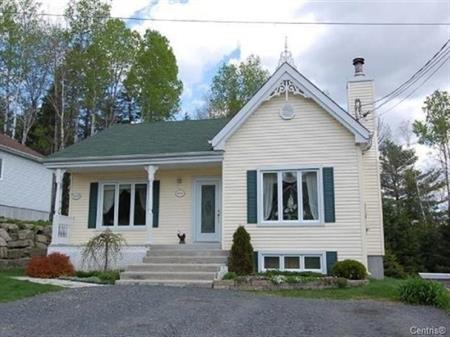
[
  {"x1": 51, "y1": 168, "x2": 65, "y2": 245},
  {"x1": 145, "y1": 165, "x2": 158, "y2": 243},
  {"x1": 53, "y1": 169, "x2": 65, "y2": 216}
]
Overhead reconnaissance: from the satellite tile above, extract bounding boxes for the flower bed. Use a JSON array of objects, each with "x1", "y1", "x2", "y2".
[{"x1": 214, "y1": 273, "x2": 368, "y2": 290}]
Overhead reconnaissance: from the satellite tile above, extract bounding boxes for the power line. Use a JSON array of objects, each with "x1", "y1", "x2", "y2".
[
  {"x1": 379, "y1": 54, "x2": 450, "y2": 116},
  {"x1": 1, "y1": 11, "x2": 450, "y2": 26},
  {"x1": 364, "y1": 39, "x2": 450, "y2": 107},
  {"x1": 372, "y1": 44, "x2": 450, "y2": 111}
]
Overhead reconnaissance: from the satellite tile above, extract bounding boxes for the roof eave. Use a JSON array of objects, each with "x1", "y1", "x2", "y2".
[
  {"x1": 0, "y1": 144, "x2": 43, "y2": 163},
  {"x1": 43, "y1": 151, "x2": 224, "y2": 169}
]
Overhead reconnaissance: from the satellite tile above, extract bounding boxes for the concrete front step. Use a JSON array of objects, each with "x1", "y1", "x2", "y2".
[
  {"x1": 127, "y1": 263, "x2": 222, "y2": 272},
  {"x1": 148, "y1": 249, "x2": 228, "y2": 257},
  {"x1": 116, "y1": 279, "x2": 213, "y2": 288},
  {"x1": 143, "y1": 256, "x2": 228, "y2": 264},
  {"x1": 121, "y1": 271, "x2": 217, "y2": 281}
]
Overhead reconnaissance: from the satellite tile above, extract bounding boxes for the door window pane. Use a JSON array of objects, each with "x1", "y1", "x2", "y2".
[
  {"x1": 304, "y1": 256, "x2": 321, "y2": 270},
  {"x1": 102, "y1": 185, "x2": 115, "y2": 226},
  {"x1": 118, "y1": 184, "x2": 131, "y2": 226},
  {"x1": 284, "y1": 256, "x2": 300, "y2": 269},
  {"x1": 263, "y1": 173, "x2": 278, "y2": 221},
  {"x1": 134, "y1": 184, "x2": 147, "y2": 226},
  {"x1": 264, "y1": 256, "x2": 280, "y2": 269},
  {"x1": 282, "y1": 172, "x2": 298, "y2": 220},
  {"x1": 302, "y1": 171, "x2": 319, "y2": 220},
  {"x1": 201, "y1": 185, "x2": 215, "y2": 233}
]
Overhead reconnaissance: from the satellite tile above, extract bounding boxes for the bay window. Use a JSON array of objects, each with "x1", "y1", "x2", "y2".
[
  {"x1": 261, "y1": 169, "x2": 320, "y2": 224},
  {"x1": 99, "y1": 182, "x2": 147, "y2": 227}
]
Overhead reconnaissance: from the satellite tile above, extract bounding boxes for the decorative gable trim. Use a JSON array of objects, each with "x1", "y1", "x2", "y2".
[
  {"x1": 210, "y1": 62, "x2": 371, "y2": 150},
  {"x1": 265, "y1": 79, "x2": 309, "y2": 101}
]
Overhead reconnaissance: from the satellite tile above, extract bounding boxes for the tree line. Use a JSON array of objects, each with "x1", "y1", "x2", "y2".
[
  {"x1": 381, "y1": 90, "x2": 450, "y2": 274},
  {"x1": 1, "y1": 0, "x2": 182, "y2": 154}
]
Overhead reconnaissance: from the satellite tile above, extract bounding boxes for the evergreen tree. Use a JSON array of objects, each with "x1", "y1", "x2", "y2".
[{"x1": 380, "y1": 139, "x2": 444, "y2": 272}]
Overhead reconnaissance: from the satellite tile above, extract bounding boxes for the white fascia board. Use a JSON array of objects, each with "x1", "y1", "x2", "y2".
[
  {"x1": 211, "y1": 62, "x2": 371, "y2": 150},
  {"x1": 43, "y1": 152, "x2": 223, "y2": 169},
  {"x1": 0, "y1": 144, "x2": 43, "y2": 163}
]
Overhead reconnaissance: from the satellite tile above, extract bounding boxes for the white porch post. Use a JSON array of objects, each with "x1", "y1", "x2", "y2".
[
  {"x1": 54, "y1": 168, "x2": 65, "y2": 216},
  {"x1": 145, "y1": 165, "x2": 158, "y2": 243},
  {"x1": 52, "y1": 168, "x2": 65, "y2": 245}
]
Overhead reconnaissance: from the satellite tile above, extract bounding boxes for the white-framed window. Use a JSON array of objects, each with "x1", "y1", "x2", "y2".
[
  {"x1": 260, "y1": 252, "x2": 325, "y2": 273},
  {"x1": 0, "y1": 157, "x2": 3, "y2": 180},
  {"x1": 98, "y1": 182, "x2": 147, "y2": 228},
  {"x1": 259, "y1": 169, "x2": 322, "y2": 225}
]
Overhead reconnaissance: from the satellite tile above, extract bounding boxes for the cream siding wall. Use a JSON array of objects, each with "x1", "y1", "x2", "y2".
[
  {"x1": 347, "y1": 79, "x2": 385, "y2": 256},
  {"x1": 222, "y1": 95, "x2": 367, "y2": 263},
  {"x1": 68, "y1": 166, "x2": 221, "y2": 245}
]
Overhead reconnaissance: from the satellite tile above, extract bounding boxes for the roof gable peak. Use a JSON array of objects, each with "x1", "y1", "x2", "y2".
[{"x1": 210, "y1": 62, "x2": 371, "y2": 150}]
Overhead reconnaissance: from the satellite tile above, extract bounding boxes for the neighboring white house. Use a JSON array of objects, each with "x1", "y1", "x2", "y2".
[
  {"x1": 44, "y1": 50, "x2": 384, "y2": 283},
  {"x1": 0, "y1": 133, "x2": 53, "y2": 221}
]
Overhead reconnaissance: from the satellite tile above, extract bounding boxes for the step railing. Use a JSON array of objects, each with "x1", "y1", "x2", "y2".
[{"x1": 51, "y1": 214, "x2": 74, "y2": 245}]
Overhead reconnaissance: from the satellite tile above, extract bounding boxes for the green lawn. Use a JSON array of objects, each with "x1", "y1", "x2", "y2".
[
  {"x1": 261, "y1": 278, "x2": 405, "y2": 302},
  {"x1": 0, "y1": 269, "x2": 62, "y2": 303}
]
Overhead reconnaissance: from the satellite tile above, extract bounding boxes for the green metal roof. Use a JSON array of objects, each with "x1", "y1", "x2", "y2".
[{"x1": 47, "y1": 118, "x2": 229, "y2": 161}]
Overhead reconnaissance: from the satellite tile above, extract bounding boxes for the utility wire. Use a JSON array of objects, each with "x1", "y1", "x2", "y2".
[
  {"x1": 363, "y1": 38, "x2": 450, "y2": 107},
  {"x1": 379, "y1": 54, "x2": 450, "y2": 117},
  {"x1": 373, "y1": 45, "x2": 450, "y2": 111},
  {"x1": 1, "y1": 11, "x2": 450, "y2": 26}
]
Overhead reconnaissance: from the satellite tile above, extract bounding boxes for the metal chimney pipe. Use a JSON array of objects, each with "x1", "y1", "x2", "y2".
[{"x1": 353, "y1": 57, "x2": 365, "y2": 77}]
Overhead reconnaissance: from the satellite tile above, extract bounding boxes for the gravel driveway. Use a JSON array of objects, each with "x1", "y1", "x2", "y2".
[{"x1": 0, "y1": 286, "x2": 448, "y2": 337}]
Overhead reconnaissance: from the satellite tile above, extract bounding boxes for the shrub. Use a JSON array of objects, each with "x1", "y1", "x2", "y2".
[
  {"x1": 332, "y1": 260, "x2": 367, "y2": 280},
  {"x1": 75, "y1": 270, "x2": 120, "y2": 284},
  {"x1": 399, "y1": 278, "x2": 449, "y2": 309},
  {"x1": 228, "y1": 226, "x2": 254, "y2": 276},
  {"x1": 26, "y1": 256, "x2": 56, "y2": 278},
  {"x1": 223, "y1": 272, "x2": 237, "y2": 280},
  {"x1": 26, "y1": 253, "x2": 75, "y2": 278},
  {"x1": 82, "y1": 230, "x2": 126, "y2": 271},
  {"x1": 384, "y1": 252, "x2": 407, "y2": 279},
  {"x1": 47, "y1": 253, "x2": 75, "y2": 277}
]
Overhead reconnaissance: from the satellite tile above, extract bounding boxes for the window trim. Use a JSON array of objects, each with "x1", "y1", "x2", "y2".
[
  {"x1": 259, "y1": 251, "x2": 326, "y2": 274},
  {"x1": 257, "y1": 167, "x2": 324, "y2": 226},
  {"x1": 96, "y1": 181, "x2": 148, "y2": 229}
]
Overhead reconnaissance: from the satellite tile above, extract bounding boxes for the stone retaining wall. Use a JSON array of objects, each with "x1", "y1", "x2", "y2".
[
  {"x1": 213, "y1": 276, "x2": 368, "y2": 290},
  {"x1": 0, "y1": 222, "x2": 52, "y2": 267}
]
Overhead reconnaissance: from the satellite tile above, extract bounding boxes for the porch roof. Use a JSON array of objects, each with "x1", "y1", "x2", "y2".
[{"x1": 46, "y1": 118, "x2": 229, "y2": 163}]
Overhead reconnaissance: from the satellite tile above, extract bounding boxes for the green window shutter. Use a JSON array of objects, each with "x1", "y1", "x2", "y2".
[
  {"x1": 323, "y1": 167, "x2": 335, "y2": 223},
  {"x1": 247, "y1": 171, "x2": 257, "y2": 224},
  {"x1": 326, "y1": 251, "x2": 338, "y2": 275},
  {"x1": 152, "y1": 180, "x2": 160, "y2": 228},
  {"x1": 88, "y1": 182, "x2": 98, "y2": 228},
  {"x1": 253, "y1": 251, "x2": 259, "y2": 273}
]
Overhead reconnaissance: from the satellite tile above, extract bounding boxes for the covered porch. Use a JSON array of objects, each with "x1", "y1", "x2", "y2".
[{"x1": 50, "y1": 161, "x2": 223, "y2": 250}]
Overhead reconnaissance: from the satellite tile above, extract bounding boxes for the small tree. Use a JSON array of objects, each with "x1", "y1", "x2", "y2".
[
  {"x1": 82, "y1": 229, "x2": 126, "y2": 271},
  {"x1": 228, "y1": 226, "x2": 254, "y2": 275}
]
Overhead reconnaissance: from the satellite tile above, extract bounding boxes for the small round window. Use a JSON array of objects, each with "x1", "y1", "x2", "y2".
[{"x1": 280, "y1": 102, "x2": 295, "y2": 120}]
